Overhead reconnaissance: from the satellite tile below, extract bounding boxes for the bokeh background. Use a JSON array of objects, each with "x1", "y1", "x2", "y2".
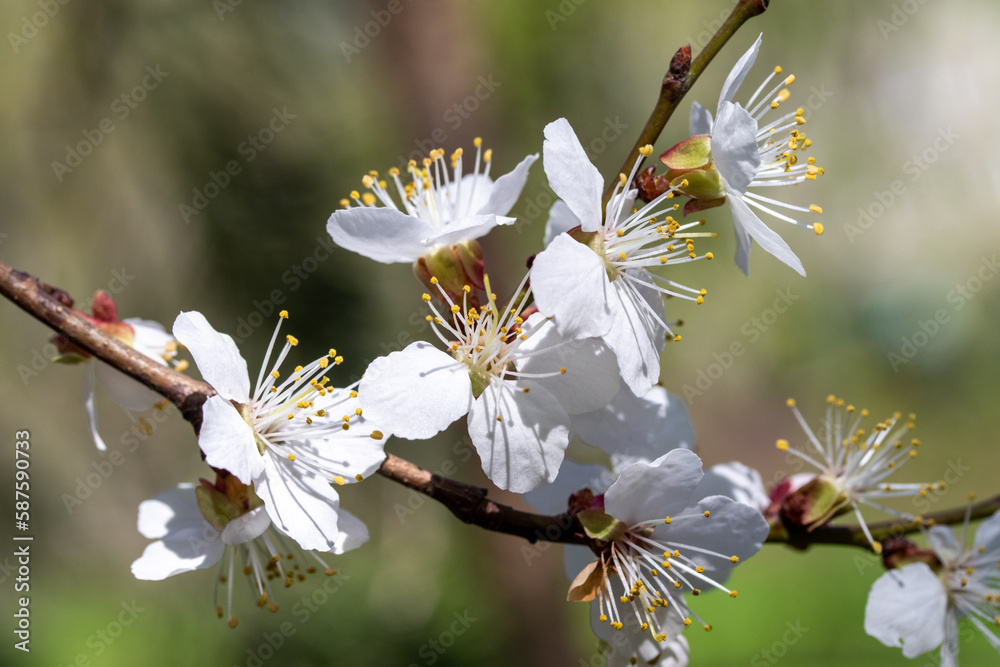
[{"x1": 1, "y1": 1, "x2": 998, "y2": 665}]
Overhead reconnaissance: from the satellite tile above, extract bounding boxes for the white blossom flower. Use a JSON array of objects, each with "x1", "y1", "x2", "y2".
[
  {"x1": 531, "y1": 118, "x2": 714, "y2": 396},
  {"x1": 684, "y1": 34, "x2": 824, "y2": 276},
  {"x1": 776, "y1": 395, "x2": 942, "y2": 553},
  {"x1": 326, "y1": 139, "x2": 537, "y2": 263},
  {"x1": 53, "y1": 290, "x2": 184, "y2": 451},
  {"x1": 864, "y1": 506, "x2": 1000, "y2": 665},
  {"x1": 560, "y1": 449, "x2": 769, "y2": 652},
  {"x1": 172, "y1": 310, "x2": 387, "y2": 552},
  {"x1": 359, "y1": 274, "x2": 619, "y2": 492},
  {"x1": 131, "y1": 481, "x2": 364, "y2": 628}
]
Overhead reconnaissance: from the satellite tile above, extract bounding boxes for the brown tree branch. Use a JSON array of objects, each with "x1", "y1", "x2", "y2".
[
  {"x1": 1, "y1": 257, "x2": 993, "y2": 554},
  {"x1": 0, "y1": 259, "x2": 587, "y2": 545},
  {"x1": 603, "y1": 0, "x2": 769, "y2": 208}
]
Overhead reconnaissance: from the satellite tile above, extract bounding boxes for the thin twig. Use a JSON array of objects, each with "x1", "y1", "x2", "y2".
[{"x1": 602, "y1": 0, "x2": 769, "y2": 208}]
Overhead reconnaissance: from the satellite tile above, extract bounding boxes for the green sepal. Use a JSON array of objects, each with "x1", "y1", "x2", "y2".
[
  {"x1": 577, "y1": 509, "x2": 628, "y2": 543},
  {"x1": 801, "y1": 476, "x2": 848, "y2": 528},
  {"x1": 195, "y1": 483, "x2": 243, "y2": 532},
  {"x1": 51, "y1": 353, "x2": 88, "y2": 365},
  {"x1": 671, "y1": 168, "x2": 725, "y2": 201},
  {"x1": 659, "y1": 134, "x2": 713, "y2": 171}
]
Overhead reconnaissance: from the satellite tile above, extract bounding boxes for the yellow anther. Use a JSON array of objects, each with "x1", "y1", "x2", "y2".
[
  {"x1": 774, "y1": 66, "x2": 783, "y2": 74},
  {"x1": 349, "y1": 190, "x2": 360, "y2": 200},
  {"x1": 705, "y1": 252, "x2": 714, "y2": 260},
  {"x1": 286, "y1": 335, "x2": 298, "y2": 346},
  {"x1": 361, "y1": 193, "x2": 376, "y2": 206},
  {"x1": 422, "y1": 293, "x2": 432, "y2": 302},
  {"x1": 639, "y1": 144, "x2": 654, "y2": 157},
  {"x1": 333, "y1": 476, "x2": 346, "y2": 486},
  {"x1": 703, "y1": 511, "x2": 711, "y2": 518},
  {"x1": 777, "y1": 89, "x2": 790, "y2": 103},
  {"x1": 483, "y1": 149, "x2": 492, "y2": 162},
  {"x1": 776, "y1": 439, "x2": 790, "y2": 451},
  {"x1": 730, "y1": 556, "x2": 740, "y2": 564},
  {"x1": 813, "y1": 222, "x2": 824, "y2": 236},
  {"x1": 339, "y1": 198, "x2": 350, "y2": 208},
  {"x1": 664, "y1": 516, "x2": 672, "y2": 524}
]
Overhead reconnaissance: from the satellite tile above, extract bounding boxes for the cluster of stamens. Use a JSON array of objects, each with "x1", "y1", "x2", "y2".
[
  {"x1": 244, "y1": 311, "x2": 382, "y2": 484},
  {"x1": 742, "y1": 65, "x2": 826, "y2": 236},
  {"x1": 594, "y1": 514, "x2": 741, "y2": 642},
  {"x1": 419, "y1": 273, "x2": 568, "y2": 393},
  {"x1": 339, "y1": 138, "x2": 494, "y2": 229},
  {"x1": 602, "y1": 145, "x2": 715, "y2": 341},
  {"x1": 215, "y1": 523, "x2": 338, "y2": 629},
  {"x1": 777, "y1": 395, "x2": 942, "y2": 552}
]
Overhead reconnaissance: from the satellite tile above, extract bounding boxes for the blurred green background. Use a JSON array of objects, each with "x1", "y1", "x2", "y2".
[{"x1": 1, "y1": 0, "x2": 998, "y2": 665}]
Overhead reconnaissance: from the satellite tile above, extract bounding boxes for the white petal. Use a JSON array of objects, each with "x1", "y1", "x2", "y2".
[
  {"x1": 124, "y1": 318, "x2": 173, "y2": 364},
  {"x1": 467, "y1": 379, "x2": 569, "y2": 492},
  {"x1": 131, "y1": 484, "x2": 224, "y2": 580},
  {"x1": 479, "y1": 153, "x2": 538, "y2": 216},
  {"x1": 328, "y1": 508, "x2": 369, "y2": 554},
  {"x1": 220, "y1": 506, "x2": 271, "y2": 545},
  {"x1": 731, "y1": 210, "x2": 754, "y2": 277},
  {"x1": 601, "y1": 271, "x2": 666, "y2": 396},
  {"x1": 574, "y1": 385, "x2": 694, "y2": 461},
  {"x1": 136, "y1": 483, "x2": 206, "y2": 539},
  {"x1": 689, "y1": 100, "x2": 714, "y2": 136},
  {"x1": 927, "y1": 525, "x2": 963, "y2": 563},
  {"x1": 516, "y1": 314, "x2": 620, "y2": 415},
  {"x1": 199, "y1": 395, "x2": 265, "y2": 484},
  {"x1": 543, "y1": 118, "x2": 604, "y2": 232},
  {"x1": 172, "y1": 311, "x2": 250, "y2": 401},
  {"x1": 973, "y1": 508, "x2": 1000, "y2": 554},
  {"x1": 83, "y1": 363, "x2": 108, "y2": 452},
  {"x1": 605, "y1": 449, "x2": 703, "y2": 525},
  {"x1": 293, "y1": 434, "x2": 386, "y2": 481},
  {"x1": 696, "y1": 462, "x2": 770, "y2": 512},
  {"x1": 531, "y1": 234, "x2": 615, "y2": 339},
  {"x1": 653, "y1": 495, "x2": 768, "y2": 584},
  {"x1": 543, "y1": 199, "x2": 581, "y2": 248},
  {"x1": 728, "y1": 189, "x2": 806, "y2": 276},
  {"x1": 326, "y1": 206, "x2": 436, "y2": 263},
  {"x1": 712, "y1": 102, "x2": 761, "y2": 195},
  {"x1": 864, "y1": 563, "x2": 947, "y2": 658},
  {"x1": 359, "y1": 342, "x2": 472, "y2": 440},
  {"x1": 422, "y1": 213, "x2": 505, "y2": 248},
  {"x1": 130, "y1": 535, "x2": 224, "y2": 581},
  {"x1": 94, "y1": 359, "x2": 163, "y2": 411},
  {"x1": 718, "y1": 34, "x2": 762, "y2": 108},
  {"x1": 255, "y1": 457, "x2": 345, "y2": 552},
  {"x1": 524, "y1": 460, "x2": 614, "y2": 515}
]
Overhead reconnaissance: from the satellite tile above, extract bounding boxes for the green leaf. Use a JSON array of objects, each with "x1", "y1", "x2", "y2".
[{"x1": 577, "y1": 509, "x2": 627, "y2": 543}]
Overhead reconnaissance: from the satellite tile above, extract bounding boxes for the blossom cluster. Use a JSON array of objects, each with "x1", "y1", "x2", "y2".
[{"x1": 41, "y1": 31, "x2": 997, "y2": 666}]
